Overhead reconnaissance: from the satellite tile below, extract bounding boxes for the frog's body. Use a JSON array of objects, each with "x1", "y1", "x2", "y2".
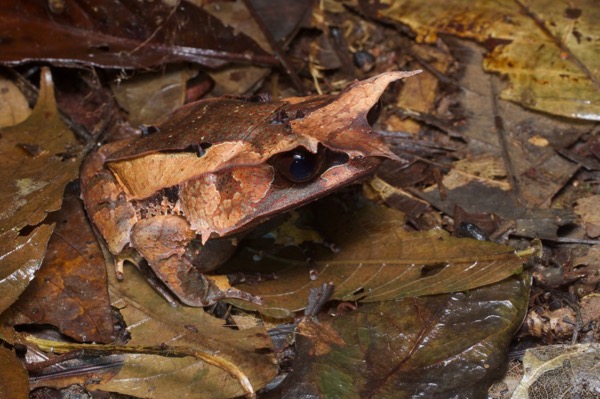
[{"x1": 80, "y1": 71, "x2": 421, "y2": 306}]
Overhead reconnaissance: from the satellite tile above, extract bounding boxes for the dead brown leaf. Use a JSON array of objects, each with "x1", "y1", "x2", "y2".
[
  {"x1": 0, "y1": 75, "x2": 30, "y2": 128},
  {"x1": 0, "y1": 346, "x2": 29, "y2": 399},
  {"x1": 364, "y1": 0, "x2": 600, "y2": 120},
  {"x1": 5, "y1": 186, "x2": 116, "y2": 343},
  {"x1": 0, "y1": 68, "x2": 83, "y2": 313},
  {"x1": 93, "y1": 259, "x2": 278, "y2": 398},
  {"x1": 0, "y1": 0, "x2": 277, "y2": 69}
]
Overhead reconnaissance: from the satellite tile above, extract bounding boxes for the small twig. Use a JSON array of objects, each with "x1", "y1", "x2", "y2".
[{"x1": 490, "y1": 78, "x2": 522, "y2": 201}]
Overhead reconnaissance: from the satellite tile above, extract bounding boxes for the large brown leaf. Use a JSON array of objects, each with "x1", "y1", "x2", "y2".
[
  {"x1": 89, "y1": 259, "x2": 278, "y2": 398},
  {"x1": 5, "y1": 186, "x2": 116, "y2": 344},
  {"x1": 227, "y1": 197, "x2": 529, "y2": 318},
  {"x1": 0, "y1": 0, "x2": 277, "y2": 69}
]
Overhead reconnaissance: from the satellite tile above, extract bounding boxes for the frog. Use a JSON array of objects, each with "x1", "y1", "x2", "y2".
[{"x1": 80, "y1": 70, "x2": 421, "y2": 307}]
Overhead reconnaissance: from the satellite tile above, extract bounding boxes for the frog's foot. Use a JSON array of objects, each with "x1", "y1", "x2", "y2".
[
  {"x1": 114, "y1": 247, "x2": 143, "y2": 280},
  {"x1": 140, "y1": 253, "x2": 263, "y2": 307},
  {"x1": 130, "y1": 215, "x2": 262, "y2": 307},
  {"x1": 114, "y1": 249, "x2": 181, "y2": 307},
  {"x1": 138, "y1": 253, "x2": 263, "y2": 306},
  {"x1": 204, "y1": 275, "x2": 263, "y2": 305}
]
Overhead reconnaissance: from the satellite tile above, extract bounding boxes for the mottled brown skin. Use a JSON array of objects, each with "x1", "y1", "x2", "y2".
[{"x1": 80, "y1": 71, "x2": 421, "y2": 306}]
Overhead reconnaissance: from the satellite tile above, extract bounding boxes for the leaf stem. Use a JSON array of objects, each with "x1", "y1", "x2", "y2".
[{"x1": 25, "y1": 335, "x2": 256, "y2": 398}]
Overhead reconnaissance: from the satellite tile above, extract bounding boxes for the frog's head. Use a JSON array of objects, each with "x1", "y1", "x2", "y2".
[{"x1": 106, "y1": 71, "x2": 422, "y2": 242}]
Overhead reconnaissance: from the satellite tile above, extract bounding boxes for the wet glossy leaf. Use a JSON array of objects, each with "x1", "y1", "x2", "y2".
[
  {"x1": 363, "y1": 0, "x2": 600, "y2": 121},
  {"x1": 0, "y1": 226, "x2": 54, "y2": 315},
  {"x1": 228, "y1": 199, "x2": 527, "y2": 318},
  {"x1": 0, "y1": 0, "x2": 276, "y2": 69},
  {"x1": 0, "y1": 346, "x2": 28, "y2": 399},
  {"x1": 0, "y1": 68, "x2": 82, "y2": 313},
  {"x1": 279, "y1": 275, "x2": 530, "y2": 398}
]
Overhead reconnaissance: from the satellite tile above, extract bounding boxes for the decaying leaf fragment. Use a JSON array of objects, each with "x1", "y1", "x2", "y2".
[
  {"x1": 510, "y1": 343, "x2": 600, "y2": 399},
  {"x1": 575, "y1": 195, "x2": 600, "y2": 238}
]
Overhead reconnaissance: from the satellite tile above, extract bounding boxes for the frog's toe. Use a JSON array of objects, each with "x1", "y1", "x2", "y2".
[
  {"x1": 205, "y1": 275, "x2": 263, "y2": 305},
  {"x1": 224, "y1": 288, "x2": 263, "y2": 305}
]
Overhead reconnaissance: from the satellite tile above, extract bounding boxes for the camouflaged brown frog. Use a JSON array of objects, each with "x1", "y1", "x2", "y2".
[{"x1": 80, "y1": 71, "x2": 421, "y2": 306}]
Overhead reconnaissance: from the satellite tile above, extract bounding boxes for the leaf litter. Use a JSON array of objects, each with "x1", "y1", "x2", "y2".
[{"x1": 0, "y1": 1, "x2": 598, "y2": 398}]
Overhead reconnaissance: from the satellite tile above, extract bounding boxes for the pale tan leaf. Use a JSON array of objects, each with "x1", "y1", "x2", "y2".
[
  {"x1": 0, "y1": 76, "x2": 30, "y2": 128},
  {"x1": 94, "y1": 261, "x2": 277, "y2": 398}
]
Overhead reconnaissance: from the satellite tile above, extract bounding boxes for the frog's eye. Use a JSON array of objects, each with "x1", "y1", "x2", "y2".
[{"x1": 274, "y1": 147, "x2": 325, "y2": 183}]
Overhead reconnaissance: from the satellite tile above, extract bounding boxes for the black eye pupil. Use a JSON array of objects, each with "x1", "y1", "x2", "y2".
[
  {"x1": 273, "y1": 147, "x2": 325, "y2": 183},
  {"x1": 289, "y1": 152, "x2": 316, "y2": 181}
]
